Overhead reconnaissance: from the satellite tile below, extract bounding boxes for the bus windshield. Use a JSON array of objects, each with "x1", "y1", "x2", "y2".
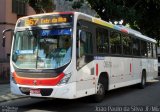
[{"x1": 12, "y1": 28, "x2": 72, "y2": 69}]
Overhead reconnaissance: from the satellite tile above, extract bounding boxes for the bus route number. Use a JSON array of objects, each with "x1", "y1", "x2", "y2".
[{"x1": 25, "y1": 18, "x2": 39, "y2": 26}]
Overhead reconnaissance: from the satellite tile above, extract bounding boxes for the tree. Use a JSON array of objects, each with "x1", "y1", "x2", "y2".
[
  {"x1": 65, "y1": 0, "x2": 84, "y2": 9},
  {"x1": 135, "y1": 0, "x2": 160, "y2": 44},
  {"x1": 19, "y1": 0, "x2": 54, "y2": 13},
  {"x1": 71, "y1": 0, "x2": 160, "y2": 43}
]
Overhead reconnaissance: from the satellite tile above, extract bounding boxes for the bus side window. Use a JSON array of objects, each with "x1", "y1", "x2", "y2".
[
  {"x1": 76, "y1": 30, "x2": 93, "y2": 69},
  {"x1": 80, "y1": 30, "x2": 86, "y2": 57},
  {"x1": 133, "y1": 38, "x2": 140, "y2": 56},
  {"x1": 96, "y1": 29, "x2": 109, "y2": 54},
  {"x1": 141, "y1": 40, "x2": 148, "y2": 57},
  {"x1": 152, "y1": 43, "x2": 156, "y2": 58},
  {"x1": 147, "y1": 43, "x2": 152, "y2": 58},
  {"x1": 110, "y1": 31, "x2": 122, "y2": 54}
]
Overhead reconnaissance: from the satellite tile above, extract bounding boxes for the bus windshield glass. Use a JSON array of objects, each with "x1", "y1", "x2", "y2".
[{"x1": 12, "y1": 28, "x2": 72, "y2": 69}]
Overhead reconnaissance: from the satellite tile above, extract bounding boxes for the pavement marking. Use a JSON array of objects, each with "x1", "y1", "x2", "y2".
[{"x1": 0, "y1": 93, "x2": 26, "y2": 103}]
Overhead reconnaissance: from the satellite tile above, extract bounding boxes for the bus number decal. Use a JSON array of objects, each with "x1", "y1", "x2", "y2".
[{"x1": 25, "y1": 18, "x2": 39, "y2": 26}]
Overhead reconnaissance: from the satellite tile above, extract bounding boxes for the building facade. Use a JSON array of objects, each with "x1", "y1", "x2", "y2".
[{"x1": 0, "y1": 0, "x2": 35, "y2": 83}]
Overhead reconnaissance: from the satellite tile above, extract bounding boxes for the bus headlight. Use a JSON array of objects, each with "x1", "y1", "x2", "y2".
[{"x1": 59, "y1": 73, "x2": 72, "y2": 85}]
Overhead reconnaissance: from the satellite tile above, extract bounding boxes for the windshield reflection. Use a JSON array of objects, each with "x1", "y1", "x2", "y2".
[{"x1": 12, "y1": 28, "x2": 72, "y2": 69}]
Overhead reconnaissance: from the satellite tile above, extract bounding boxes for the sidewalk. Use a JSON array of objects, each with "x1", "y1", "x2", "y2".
[{"x1": 0, "y1": 84, "x2": 26, "y2": 103}]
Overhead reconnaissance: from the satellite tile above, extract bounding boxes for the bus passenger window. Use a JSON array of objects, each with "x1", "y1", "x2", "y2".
[
  {"x1": 152, "y1": 44, "x2": 156, "y2": 58},
  {"x1": 141, "y1": 40, "x2": 147, "y2": 57},
  {"x1": 96, "y1": 29, "x2": 109, "y2": 54},
  {"x1": 147, "y1": 43, "x2": 153, "y2": 58},
  {"x1": 132, "y1": 38, "x2": 140, "y2": 56},
  {"x1": 110, "y1": 31, "x2": 121, "y2": 54},
  {"x1": 122, "y1": 35, "x2": 132, "y2": 55}
]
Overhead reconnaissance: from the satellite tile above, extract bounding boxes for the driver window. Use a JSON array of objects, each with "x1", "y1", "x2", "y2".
[
  {"x1": 80, "y1": 31, "x2": 86, "y2": 57},
  {"x1": 77, "y1": 30, "x2": 93, "y2": 69}
]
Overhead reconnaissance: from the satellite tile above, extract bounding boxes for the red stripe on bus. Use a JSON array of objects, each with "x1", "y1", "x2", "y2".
[
  {"x1": 96, "y1": 64, "x2": 99, "y2": 76},
  {"x1": 130, "y1": 63, "x2": 132, "y2": 73},
  {"x1": 13, "y1": 72, "x2": 64, "y2": 86}
]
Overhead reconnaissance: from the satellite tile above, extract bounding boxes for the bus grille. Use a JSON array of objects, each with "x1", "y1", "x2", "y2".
[{"x1": 15, "y1": 72, "x2": 58, "y2": 78}]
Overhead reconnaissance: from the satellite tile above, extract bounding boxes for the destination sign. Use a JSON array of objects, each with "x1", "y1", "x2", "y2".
[{"x1": 17, "y1": 14, "x2": 73, "y2": 27}]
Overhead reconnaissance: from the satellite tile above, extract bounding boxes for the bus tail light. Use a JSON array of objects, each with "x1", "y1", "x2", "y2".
[{"x1": 59, "y1": 73, "x2": 72, "y2": 85}]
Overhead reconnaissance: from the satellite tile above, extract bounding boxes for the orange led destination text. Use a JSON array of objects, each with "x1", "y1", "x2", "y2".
[{"x1": 25, "y1": 17, "x2": 67, "y2": 26}]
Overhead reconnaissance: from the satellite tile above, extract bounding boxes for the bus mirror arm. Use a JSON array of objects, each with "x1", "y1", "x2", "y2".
[
  {"x1": 2, "y1": 29, "x2": 14, "y2": 37},
  {"x1": 2, "y1": 29, "x2": 14, "y2": 47}
]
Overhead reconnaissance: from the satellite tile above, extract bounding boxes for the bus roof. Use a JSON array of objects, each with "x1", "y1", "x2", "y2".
[{"x1": 17, "y1": 11, "x2": 156, "y2": 43}]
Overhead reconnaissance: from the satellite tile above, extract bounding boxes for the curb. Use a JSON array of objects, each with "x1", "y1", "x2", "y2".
[{"x1": 0, "y1": 93, "x2": 26, "y2": 103}]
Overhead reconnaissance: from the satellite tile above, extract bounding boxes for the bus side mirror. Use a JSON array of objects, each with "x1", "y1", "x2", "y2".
[
  {"x1": 2, "y1": 29, "x2": 14, "y2": 47},
  {"x1": 2, "y1": 37, "x2": 5, "y2": 47}
]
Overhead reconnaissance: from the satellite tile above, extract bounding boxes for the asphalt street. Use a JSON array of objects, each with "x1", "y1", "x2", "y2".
[{"x1": 0, "y1": 77, "x2": 160, "y2": 112}]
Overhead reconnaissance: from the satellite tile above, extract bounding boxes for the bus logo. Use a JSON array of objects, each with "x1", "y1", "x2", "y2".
[{"x1": 33, "y1": 80, "x2": 37, "y2": 85}]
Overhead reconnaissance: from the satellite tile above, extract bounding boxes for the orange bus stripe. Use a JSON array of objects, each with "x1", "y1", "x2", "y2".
[{"x1": 13, "y1": 72, "x2": 64, "y2": 86}]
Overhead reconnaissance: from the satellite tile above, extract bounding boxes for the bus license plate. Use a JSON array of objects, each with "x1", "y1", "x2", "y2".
[{"x1": 30, "y1": 89, "x2": 40, "y2": 94}]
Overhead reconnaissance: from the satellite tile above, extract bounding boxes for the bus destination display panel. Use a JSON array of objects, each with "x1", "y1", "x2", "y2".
[{"x1": 17, "y1": 14, "x2": 73, "y2": 27}]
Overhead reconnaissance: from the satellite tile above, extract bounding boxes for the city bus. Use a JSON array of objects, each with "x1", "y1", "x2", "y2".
[{"x1": 2, "y1": 12, "x2": 158, "y2": 102}]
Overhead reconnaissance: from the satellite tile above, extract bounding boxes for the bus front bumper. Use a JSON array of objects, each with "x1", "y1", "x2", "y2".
[{"x1": 11, "y1": 81, "x2": 77, "y2": 99}]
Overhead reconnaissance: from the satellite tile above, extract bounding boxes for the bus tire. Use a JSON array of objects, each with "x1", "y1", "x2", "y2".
[
  {"x1": 93, "y1": 78, "x2": 106, "y2": 102},
  {"x1": 139, "y1": 71, "x2": 146, "y2": 89}
]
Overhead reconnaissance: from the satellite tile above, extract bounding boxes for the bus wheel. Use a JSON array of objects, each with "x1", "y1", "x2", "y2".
[
  {"x1": 139, "y1": 71, "x2": 146, "y2": 89},
  {"x1": 93, "y1": 79, "x2": 105, "y2": 102}
]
